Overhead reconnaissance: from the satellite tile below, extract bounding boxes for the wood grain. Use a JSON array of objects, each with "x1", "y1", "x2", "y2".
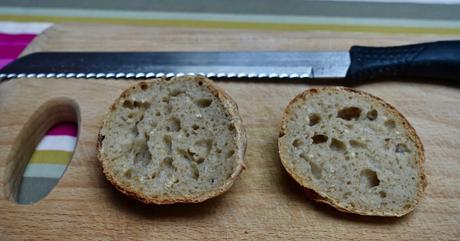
[{"x1": 1, "y1": 23, "x2": 460, "y2": 240}]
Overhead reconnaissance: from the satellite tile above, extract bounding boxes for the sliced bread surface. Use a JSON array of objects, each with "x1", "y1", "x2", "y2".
[
  {"x1": 97, "y1": 76, "x2": 246, "y2": 204},
  {"x1": 278, "y1": 87, "x2": 426, "y2": 216}
]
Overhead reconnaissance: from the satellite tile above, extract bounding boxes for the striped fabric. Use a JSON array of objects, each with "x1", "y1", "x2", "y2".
[
  {"x1": 0, "y1": 0, "x2": 459, "y2": 34},
  {"x1": 0, "y1": 21, "x2": 50, "y2": 68},
  {"x1": 18, "y1": 123, "x2": 78, "y2": 204},
  {"x1": 0, "y1": 21, "x2": 78, "y2": 204}
]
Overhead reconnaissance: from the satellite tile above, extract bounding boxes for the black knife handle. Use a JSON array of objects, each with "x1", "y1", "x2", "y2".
[{"x1": 346, "y1": 40, "x2": 460, "y2": 82}]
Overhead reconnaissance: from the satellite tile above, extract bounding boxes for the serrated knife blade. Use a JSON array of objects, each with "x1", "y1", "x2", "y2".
[
  {"x1": 0, "y1": 51, "x2": 349, "y2": 80},
  {"x1": 1, "y1": 41, "x2": 460, "y2": 82}
]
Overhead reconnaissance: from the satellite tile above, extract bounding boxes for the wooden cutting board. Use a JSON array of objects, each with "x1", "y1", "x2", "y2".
[{"x1": 1, "y1": 23, "x2": 459, "y2": 240}]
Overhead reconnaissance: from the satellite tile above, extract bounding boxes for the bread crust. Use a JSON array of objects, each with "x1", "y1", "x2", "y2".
[
  {"x1": 97, "y1": 76, "x2": 247, "y2": 204},
  {"x1": 279, "y1": 87, "x2": 426, "y2": 217}
]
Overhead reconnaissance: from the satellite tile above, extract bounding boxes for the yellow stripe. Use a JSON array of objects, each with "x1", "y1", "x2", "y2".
[
  {"x1": 29, "y1": 150, "x2": 73, "y2": 165},
  {"x1": 1, "y1": 14, "x2": 460, "y2": 35}
]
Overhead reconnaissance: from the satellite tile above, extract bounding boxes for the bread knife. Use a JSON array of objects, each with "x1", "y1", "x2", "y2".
[{"x1": 1, "y1": 41, "x2": 459, "y2": 82}]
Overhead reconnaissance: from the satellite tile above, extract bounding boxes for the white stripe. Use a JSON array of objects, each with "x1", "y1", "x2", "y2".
[
  {"x1": 23, "y1": 163, "x2": 67, "y2": 178},
  {"x1": 0, "y1": 21, "x2": 51, "y2": 34},
  {"x1": 0, "y1": 7, "x2": 459, "y2": 29},
  {"x1": 35, "y1": 135, "x2": 77, "y2": 152}
]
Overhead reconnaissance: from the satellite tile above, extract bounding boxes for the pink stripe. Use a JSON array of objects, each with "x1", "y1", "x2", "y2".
[
  {"x1": 0, "y1": 45, "x2": 28, "y2": 58},
  {"x1": 0, "y1": 58, "x2": 13, "y2": 68},
  {"x1": 0, "y1": 33, "x2": 36, "y2": 43},
  {"x1": 0, "y1": 33, "x2": 37, "y2": 68},
  {"x1": 47, "y1": 123, "x2": 78, "y2": 137}
]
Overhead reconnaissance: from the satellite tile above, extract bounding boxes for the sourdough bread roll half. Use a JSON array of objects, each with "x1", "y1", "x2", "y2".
[
  {"x1": 97, "y1": 76, "x2": 246, "y2": 204},
  {"x1": 278, "y1": 87, "x2": 426, "y2": 216}
]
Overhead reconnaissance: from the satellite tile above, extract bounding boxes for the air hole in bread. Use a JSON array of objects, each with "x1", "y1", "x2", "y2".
[
  {"x1": 155, "y1": 112, "x2": 161, "y2": 117},
  {"x1": 337, "y1": 107, "x2": 361, "y2": 121},
  {"x1": 165, "y1": 104, "x2": 173, "y2": 114},
  {"x1": 170, "y1": 89, "x2": 185, "y2": 97},
  {"x1": 195, "y1": 98, "x2": 212, "y2": 108},
  {"x1": 138, "y1": 82, "x2": 148, "y2": 90},
  {"x1": 343, "y1": 192, "x2": 351, "y2": 199},
  {"x1": 198, "y1": 81, "x2": 203, "y2": 86},
  {"x1": 395, "y1": 143, "x2": 410, "y2": 154},
  {"x1": 292, "y1": 138, "x2": 304, "y2": 148},
  {"x1": 163, "y1": 135, "x2": 172, "y2": 155},
  {"x1": 124, "y1": 169, "x2": 133, "y2": 178},
  {"x1": 178, "y1": 148, "x2": 193, "y2": 162},
  {"x1": 195, "y1": 139, "x2": 213, "y2": 159},
  {"x1": 134, "y1": 150, "x2": 151, "y2": 167},
  {"x1": 162, "y1": 156, "x2": 175, "y2": 170},
  {"x1": 300, "y1": 153, "x2": 322, "y2": 179},
  {"x1": 379, "y1": 191, "x2": 387, "y2": 198},
  {"x1": 150, "y1": 172, "x2": 156, "y2": 179},
  {"x1": 187, "y1": 149, "x2": 206, "y2": 164},
  {"x1": 367, "y1": 109, "x2": 378, "y2": 121},
  {"x1": 312, "y1": 134, "x2": 328, "y2": 144},
  {"x1": 191, "y1": 163, "x2": 200, "y2": 180},
  {"x1": 123, "y1": 100, "x2": 135, "y2": 109},
  {"x1": 228, "y1": 123, "x2": 235, "y2": 131},
  {"x1": 384, "y1": 119, "x2": 396, "y2": 129},
  {"x1": 192, "y1": 124, "x2": 200, "y2": 130},
  {"x1": 166, "y1": 117, "x2": 181, "y2": 132},
  {"x1": 134, "y1": 100, "x2": 142, "y2": 108},
  {"x1": 360, "y1": 169, "x2": 380, "y2": 189},
  {"x1": 330, "y1": 138, "x2": 346, "y2": 152},
  {"x1": 349, "y1": 139, "x2": 367, "y2": 149},
  {"x1": 226, "y1": 150, "x2": 235, "y2": 159},
  {"x1": 308, "y1": 113, "x2": 321, "y2": 126}
]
